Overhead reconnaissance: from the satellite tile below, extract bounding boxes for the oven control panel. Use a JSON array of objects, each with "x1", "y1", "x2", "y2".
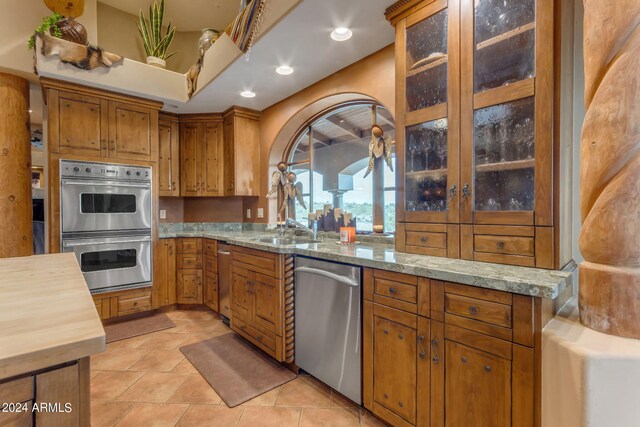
[{"x1": 60, "y1": 160, "x2": 151, "y2": 182}]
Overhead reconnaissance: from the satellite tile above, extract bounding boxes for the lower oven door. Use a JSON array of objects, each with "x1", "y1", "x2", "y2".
[
  {"x1": 61, "y1": 180, "x2": 152, "y2": 234},
  {"x1": 62, "y1": 234, "x2": 152, "y2": 293}
]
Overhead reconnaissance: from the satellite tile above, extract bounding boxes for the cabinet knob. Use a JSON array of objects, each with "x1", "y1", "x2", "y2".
[
  {"x1": 388, "y1": 287, "x2": 397, "y2": 295},
  {"x1": 485, "y1": 365, "x2": 492, "y2": 372},
  {"x1": 497, "y1": 241, "x2": 505, "y2": 250},
  {"x1": 461, "y1": 356, "x2": 467, "y2": 364},
  {"x1": 383, "y1": 393, "x2": 388, "y2": 399},
  {"x1": 398, "y1": 334, "x2": 404, "y2": 340},
  {"x1": 383, "y1": 329, "x2": 389, "y2": 335},
  {"x1": 420, "y1": 236, "x2": 428, "y2": 243},
  {"x1": 469, "y1": 306, "x2": 479, "y2": 316}
]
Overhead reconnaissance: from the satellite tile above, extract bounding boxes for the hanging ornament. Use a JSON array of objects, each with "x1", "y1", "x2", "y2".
[
  {"x1": 279, "y1": 172, "x2": 306, "y2": 215},
  {"x1": 363, "y1": 124, "x2": 394, "y2": 178}
]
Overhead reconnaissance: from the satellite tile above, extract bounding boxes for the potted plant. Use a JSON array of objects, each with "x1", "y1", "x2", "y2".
[
  {"x1": 27, "y1": 12, "x2": 64, "y2": 49},
  {"x1": 137, "y1": 0, "x2": 176, "y2": 68}
]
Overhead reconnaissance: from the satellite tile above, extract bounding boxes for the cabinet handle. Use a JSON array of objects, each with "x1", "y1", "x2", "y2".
[
  {"x1": 256, "y1": 335, "x2": 263, "y2": 342},
  {"x1": 460, "y1": 183, "x2": 469, "y2": 207},
  {"x1": 420, "y1": 237, "x2": 428, "y2": 243},
  {"x1": 431, "y1": 338, "x2": 440, "y2": 365},
  {"x1": 485, "y1": 365, "x2": 492, "y2": 372},
  {"x1": 468, "y1": 306, "x2": 479, "y2": 316},
  {"x1": 447, "y1": 184, "x2": 457, "y2": 204},
  {"x1": 196, "y1": 183, "x2": 200, "y2": 191},
  {"x1": 497, "y1": 241, "x2": 505, "y2": 250},
  {"x1": 418, "y1": 335, "x2": 426, "y2": 360},
  {"x1": 461, "y1": 355, "x2": 467, "y2": 364},
  {"x1": 388, "y1": 287, "x2": 397, "y2": 295}
]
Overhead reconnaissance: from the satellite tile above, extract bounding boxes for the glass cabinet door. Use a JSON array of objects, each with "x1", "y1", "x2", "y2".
[
  {"x1": 461, "y1": 0, "x2": 549, "y2": 225},
  {"x1": 400, "y1": 0, "x2": 459, "y2": 224}
]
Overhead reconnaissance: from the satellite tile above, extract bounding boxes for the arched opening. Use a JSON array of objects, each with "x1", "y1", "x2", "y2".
[{"x1": 274, "y1": 100, "x2": 396, "y2": 233}]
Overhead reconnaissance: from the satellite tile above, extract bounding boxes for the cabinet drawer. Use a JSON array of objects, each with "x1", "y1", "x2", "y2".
[
  {"x1": 0, "y1": 376, "x2": 34, "y2": 404},
  {"x1": 406, "y1": 231, "x2": 447, "y2": 249},
  {"x1": 231, "y1": 246, "x2": 280, "y2": 277},
  {"x1": 445, "y1": 293, "x2": 512, "y2": 328},
  {"x1": 233, "y1": 315, "x2": 276, "y2": 352},
  {"x1": 374, "y1": 279, "x2": 417, "y2": 304},
  {"x1": 117, "y1": 291, "x2": 152, "y2": 315},
  {"x1": 204, "y1": 240, "x2": 217, "y2": 256},
  {"x1": 178, "y1": 238, "x2": 201, "y2": 254},
  {"x1": 205, "y1": 255, "x2": 217, "y2": 274},
  {"x1": 474, "y1": 235, "x2": 534, "y2": 257},
  {"x1": 178, "y1": 254, "x2": 202, "y2": 269}
]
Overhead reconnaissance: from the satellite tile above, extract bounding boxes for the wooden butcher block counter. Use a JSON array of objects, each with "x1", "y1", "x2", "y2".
[{"x1": 0, "y1": 253, "x2": 105, "y2": 426}]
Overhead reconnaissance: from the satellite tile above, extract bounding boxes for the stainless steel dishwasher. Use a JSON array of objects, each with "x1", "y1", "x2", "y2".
[{"x1": 294, "y1": 257, "x2": 361, "y2": 404}]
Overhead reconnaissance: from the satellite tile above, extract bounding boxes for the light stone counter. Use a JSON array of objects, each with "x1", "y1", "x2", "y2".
[{"x1": 160, "y1": 227, "x2": 573, "y2": 299}]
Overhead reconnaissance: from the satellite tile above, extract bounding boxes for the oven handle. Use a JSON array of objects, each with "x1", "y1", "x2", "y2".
[
  {"x1": 63, "y1": 236, "x2": 151, "y2": 248},
  {"x1": 61, "y1": 180, "x2": 151, "y2": 189}
]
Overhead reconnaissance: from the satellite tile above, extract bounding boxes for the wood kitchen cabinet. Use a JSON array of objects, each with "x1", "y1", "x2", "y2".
[
  {"x1": 158, "y1": 114, "x2": 180, "y2": 196},
  {"x1": 176, "y1": 238, "x2": 203, "y2": 304},
  {"x1": 223, "y1": 107, "x2": 260, "y2": 196},
  {"x1": 154, "y1": 238, "x2": 177, "y2": 307},
  {"x1": 179, "y1": 115, "x2": 223, "y2": 197},
  {"x1": 229, "y1": 245, "x2": 292, "y2": 362},
  {"x1": 364, "y1": 267, "x2": 548, "y2": 427},
  {"x1": 42, "y1": 78, "x2": 161, "y2": 163},
  {"x1": 363, "y1": 269, "x2": 430, "y2": 427},
  {"x1": 387, "y1": 0, "x2": 568, "y2": 269}
]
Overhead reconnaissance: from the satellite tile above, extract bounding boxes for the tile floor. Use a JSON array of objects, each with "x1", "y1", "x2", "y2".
[{"x1": 91, "y1": 309, "x2": 388, "y2": 427}]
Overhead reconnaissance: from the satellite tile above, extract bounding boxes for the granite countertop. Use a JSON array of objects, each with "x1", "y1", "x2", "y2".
[
  {"x1": 160, "y1": 228, "x2": 573, "y2": 299},
  {"x1": 0, "y1": 253, "x2": 106, "y2": 380}
]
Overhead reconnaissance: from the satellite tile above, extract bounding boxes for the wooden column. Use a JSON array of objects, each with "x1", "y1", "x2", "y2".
[
  {"x1": 578, "y1": 1, "x2": 640, "y2": 338},
  {"x1": 0, "y1": 73, "x2": 32, "y2": 258}
]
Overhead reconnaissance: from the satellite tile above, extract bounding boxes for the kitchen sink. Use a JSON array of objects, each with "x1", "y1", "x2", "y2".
[{"x1": 254, "y1": 236, "x2": 321, "y2": 245}]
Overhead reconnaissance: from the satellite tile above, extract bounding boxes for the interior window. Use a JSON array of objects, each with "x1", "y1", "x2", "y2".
[{"x1": 287, "y1": 103, "x2": 396, "y2": 233}]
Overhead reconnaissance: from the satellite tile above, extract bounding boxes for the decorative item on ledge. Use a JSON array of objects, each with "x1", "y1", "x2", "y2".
[
  {"x1": 35, "y1": 33, "x2": 123, "y2": 71},
  {"x1": 198, "y1": 28, "x2": 222, "y2": 58},
  {"x1": 226, "y1": 0, "x2": 268, "y2": 53},
  {"x1": 266, "y1": 162, "x2": 306, "y2": 220},
  {"x1": 137, "y1": 0, "x2": 177, "y2": 68}
]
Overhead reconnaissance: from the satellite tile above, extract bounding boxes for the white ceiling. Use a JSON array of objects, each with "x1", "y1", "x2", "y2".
[
  {"x1": 175, "y1": 0, "x2": 395, "y2": 113},
  {"x1": 99, "y1": 0, "x2": 242, "y2": 32}
]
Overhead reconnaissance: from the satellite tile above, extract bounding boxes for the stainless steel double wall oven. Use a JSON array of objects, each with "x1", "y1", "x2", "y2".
[{"x1": 60, "y1": 160, "x2": 152, "y2": 294}]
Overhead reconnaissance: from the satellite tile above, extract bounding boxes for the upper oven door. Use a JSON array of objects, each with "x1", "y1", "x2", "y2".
[
  {"x1": 61, "y1": 180, "x2": 152, "y2": 233},
  {"x1": 62, "y1": 234, "x2": 152, "y2": 293}
]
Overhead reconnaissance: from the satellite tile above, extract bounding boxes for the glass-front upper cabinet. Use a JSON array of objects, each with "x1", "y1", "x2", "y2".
[
  {"x1": 460, "y1": 0, "x2": 552, "y2": 226},
  {"x1": 397, "y1": 0, "x2": 460, "y2": 225}
]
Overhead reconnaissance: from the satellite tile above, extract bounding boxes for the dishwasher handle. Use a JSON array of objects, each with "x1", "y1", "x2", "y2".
[{"x1": 294, "y1": 266, "x2": 359, "y2": 287}]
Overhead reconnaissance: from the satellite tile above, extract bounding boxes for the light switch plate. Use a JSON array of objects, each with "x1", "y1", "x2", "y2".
[
  {"x1": 246, "y1": 209, "x2": 251, "y2": 219},
  {"x1": 257, "y1": 208, "x2": 264, "y2": 218},
  {"x1": 160, "y1": 209, "x2": 167, "y2": 219}
]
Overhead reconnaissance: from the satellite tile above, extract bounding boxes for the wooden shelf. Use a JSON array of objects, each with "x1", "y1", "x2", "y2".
[
  {"x1": 476, "y1": 22, "x2": 535, "y2": 51},
  {"x1": 407, "y1": 55, "x2": 448, "y2": 78},
  {"x1": 406, "y1": 168, "x2": 448, "y2": 179},
  {"x1": 475, "y1": 158, "x2": 534, "y2": 173}
]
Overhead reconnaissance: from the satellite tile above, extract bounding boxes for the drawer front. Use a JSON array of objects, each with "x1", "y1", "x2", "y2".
[
  {"x1": 204, "y1": 239, "x2": 217, "y2": 256},
  {"x1": 178, "y1": 254, "x2": 202, "y2": 270},
  {"x1": 445, "y1": 293, "x2": 512, "y2": 328},
  {"x1": 118, "y1": 291, "x2": 152, "y2": 314},
  {"x1": 231, "y1": 246, "x2": 279, "y2": 277},
  {"x1": 405, "y1": 231, "x2": 447, "y2": 249},
  {"x1": 474, "y1": 235, "x2": 534, "y2": 257},
  {"x1": 179, "y1": 238, "x2": 201, "y2": 254},
  {"x1": 374, "y1": 278, "x2": 417, "y2": 304},
  {"x1": 205, "y1": 255, "x2": 217, "y2": 274},
  {"x1": 233, "y1": 315, "x2": 276, "y2": 352},
  {"x1": 0, "y1": 376, "x2": 34, "y2": 404}
]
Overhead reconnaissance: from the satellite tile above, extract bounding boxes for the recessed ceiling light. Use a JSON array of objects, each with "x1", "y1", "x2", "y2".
[
  {"x1": 240, "y1": 90, "x2": 256, "y2": 98},
  {"x1": 331, "y1": 27, "x2": 352, "y2": 41},
  {"x1": 276, "y1": 65, "x2": 294, "y2": 75}
]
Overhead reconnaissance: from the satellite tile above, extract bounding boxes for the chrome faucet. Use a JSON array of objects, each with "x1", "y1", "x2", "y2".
[{"x1": 285, "y1": 218, "x2": 318, "y2": 240}]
